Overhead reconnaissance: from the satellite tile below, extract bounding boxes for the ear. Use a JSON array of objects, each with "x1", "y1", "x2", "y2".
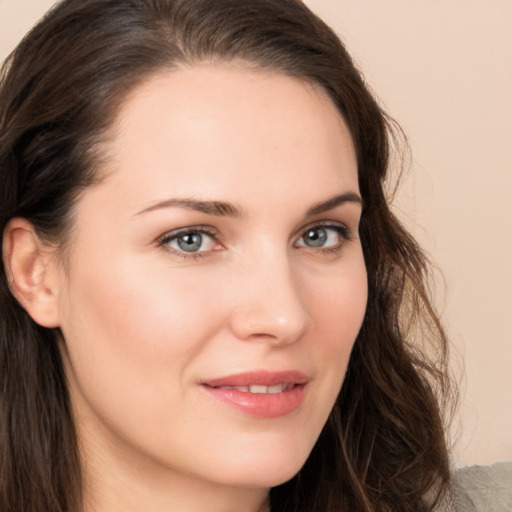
[{"x1": 2, "y1": 218, "x2": 62, "y2": 328}]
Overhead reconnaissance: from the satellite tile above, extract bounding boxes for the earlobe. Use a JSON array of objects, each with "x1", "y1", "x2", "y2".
[{"x1": 2, "y1": 218, "x2": 61, "y2": 328}]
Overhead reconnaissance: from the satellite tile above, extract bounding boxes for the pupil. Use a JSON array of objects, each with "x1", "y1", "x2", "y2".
[
  {"x1": 177, "y1": 233, "x2": 202, "y2": 252},
  {"x1": 305, "y1": 228, "x2": 327, "y2": 247}
]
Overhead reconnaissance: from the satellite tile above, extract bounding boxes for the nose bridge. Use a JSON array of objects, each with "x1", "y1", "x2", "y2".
[{"x1": 229, "y1": 244, "x2": 310, "y2": 344}]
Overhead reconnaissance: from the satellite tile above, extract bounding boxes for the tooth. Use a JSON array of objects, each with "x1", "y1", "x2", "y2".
[
  {"x1": 216, "y1": 384, "x2": 289, "y2": 393},
  {"x1": 249, "y1": 385, "x2": 268, "y2": 394},
  {"x1": 217, "y1": 386, "x2": 249, "y2": 391}
]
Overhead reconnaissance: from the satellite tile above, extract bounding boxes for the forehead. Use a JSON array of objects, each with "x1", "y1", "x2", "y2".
[{"x1": 96, "y1": 62, "x2": 358, "y2": 213}]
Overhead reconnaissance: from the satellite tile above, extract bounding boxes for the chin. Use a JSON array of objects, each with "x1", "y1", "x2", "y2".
[
  {"x1": 219, "y1": 466, "x2": 303, "y2": 490},
  {"x1": 205, "y1": 443, "x2": 312, "y2": 490}
]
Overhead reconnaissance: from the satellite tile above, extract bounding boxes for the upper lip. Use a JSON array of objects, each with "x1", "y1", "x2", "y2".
[{"x1": 201, "y1": 370, "x2": 309, "y2": 388}]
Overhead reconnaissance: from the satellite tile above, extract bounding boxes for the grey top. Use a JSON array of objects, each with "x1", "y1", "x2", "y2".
[{"x1": 451, "y1": 461, "x2": 512, "y2": 512}]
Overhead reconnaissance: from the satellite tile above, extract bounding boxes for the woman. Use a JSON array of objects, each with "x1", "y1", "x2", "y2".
[{"x1": 0, "y1": 0, "x2": 454, "y2": 511}]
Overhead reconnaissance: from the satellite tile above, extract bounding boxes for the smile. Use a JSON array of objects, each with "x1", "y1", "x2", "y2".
[
  {"x1": 213, "y1": 383, "x2": 294, "y2": 394},
  {"x1": 201, "y1": 371, "x2": 309, "y2": 418}
]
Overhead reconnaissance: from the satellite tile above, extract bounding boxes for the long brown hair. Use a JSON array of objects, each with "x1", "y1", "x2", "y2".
[{"x1": 0, "y1": 1, "x2": 455, "y2": 511}]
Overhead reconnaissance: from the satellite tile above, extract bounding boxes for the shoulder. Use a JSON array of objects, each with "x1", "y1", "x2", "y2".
[{"x1": 451, "y1": 461, "x2": 512, "y2": 512}]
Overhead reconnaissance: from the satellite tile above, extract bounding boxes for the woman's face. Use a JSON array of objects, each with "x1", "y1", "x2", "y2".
[{"x1": 55, "y1": 63, "x2": 367, "y2": 501}]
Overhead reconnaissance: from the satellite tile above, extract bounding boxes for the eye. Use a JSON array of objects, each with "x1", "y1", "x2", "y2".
[
  {"x1": 158, "y1": 228, "x2": 219, "y2": 255},
  {"x1": 295, "y1": 224, "x2": 350, "y2": 250}
]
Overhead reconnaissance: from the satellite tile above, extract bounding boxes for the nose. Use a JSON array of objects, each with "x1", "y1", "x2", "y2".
[{"x1": 228, "y1": 253, "x2": 311, "y2": 346}]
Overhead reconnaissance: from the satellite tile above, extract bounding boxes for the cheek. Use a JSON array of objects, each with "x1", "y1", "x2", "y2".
[
  {"x1": 58, "y1": 252, "x2": 235, "y2": 464},
  {"x1": 58, "y1": 249, "x2": 229, "y2": 418},
  {"x1": 309, "y1": 255, "x2": 367, "y2": 348},
  {"x1": 311, "y1": 256, "x2": 367, "y2": 391}
]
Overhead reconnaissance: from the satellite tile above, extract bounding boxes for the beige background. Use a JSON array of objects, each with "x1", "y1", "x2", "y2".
[{"x1": 1, "y1": 0, "x2": 511, "y2": 468}]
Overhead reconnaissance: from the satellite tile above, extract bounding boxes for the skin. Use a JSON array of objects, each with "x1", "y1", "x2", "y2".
[{"x1": 11, "y1": 63, "x2": 368, "y2": 511}]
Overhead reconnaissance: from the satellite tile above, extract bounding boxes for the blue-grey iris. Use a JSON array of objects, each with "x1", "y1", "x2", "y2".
[
  {"x1": 303, "y1": 227, "x2": 327, "y2": 247},
  {"x1": 177, "y1": 233, "x2": 203, "y2": 252}
]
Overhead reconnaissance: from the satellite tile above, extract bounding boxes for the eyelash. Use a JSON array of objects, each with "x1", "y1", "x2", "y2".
[
  {"x1": 157, "y1": 222, "x2": 353, "y2": 260},
  {"x1": 157, "y1": 225, "x2": 220, "y2": 260},
  {"x1": 302, "y1": 222, "x2": 353, "y2": 256}
]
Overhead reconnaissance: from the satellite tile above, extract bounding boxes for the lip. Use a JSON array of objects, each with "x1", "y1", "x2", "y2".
[{"x1": 200, "y1": 370, "x2": 309, "y2": 419}]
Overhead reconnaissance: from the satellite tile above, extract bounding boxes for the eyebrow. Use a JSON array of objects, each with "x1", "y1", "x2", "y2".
[
  {"x1": 135, "y1": 192, "x2": 362, "y2": 218},
  {"x1": 135, "y1": 198, "x2": 243, "y2": 217},
  {"x1": 306, "y1": 192, "x2": 362, "y2": 216}
]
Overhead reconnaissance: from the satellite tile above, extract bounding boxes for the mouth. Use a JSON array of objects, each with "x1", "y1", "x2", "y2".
[
  {"x1": 200, "y1": 370, "x2": 309, "y2": 418},
  {"x1": 211, "y1": 383, "x2": 295, "y2": 394}
]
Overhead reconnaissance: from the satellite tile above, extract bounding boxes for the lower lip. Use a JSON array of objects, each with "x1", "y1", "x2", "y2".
[{"x1": 201, "y1": 384, "x2": 307, "y2": 418}]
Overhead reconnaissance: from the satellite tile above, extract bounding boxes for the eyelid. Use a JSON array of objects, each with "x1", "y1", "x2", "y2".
[
  {"x1": 157, "y1": 225, "x2": 219, "y2": 242},
  {"x1": 293, "y1": 220, "x2": 353, "y2": 254},
  {"x1": 156, "y1": 225, "x2": 222, "y2": 258},
  {"x1": 294, "y1": 220, "x2": 352, "y2": 241}
]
